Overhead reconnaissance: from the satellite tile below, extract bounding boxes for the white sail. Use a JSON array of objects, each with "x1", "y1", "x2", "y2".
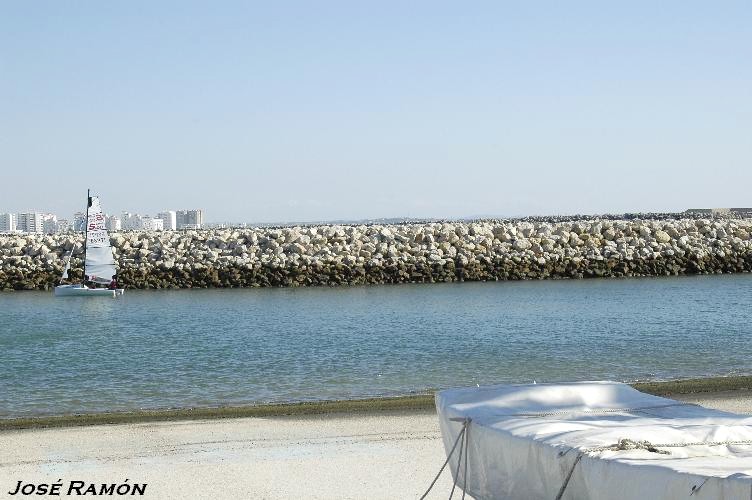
[{"x1": 84, "y1": 196, "x2": 117, "y2": 284}]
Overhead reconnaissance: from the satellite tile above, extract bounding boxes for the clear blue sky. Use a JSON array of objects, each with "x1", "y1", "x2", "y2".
[{"x1": 1, "y1": 1, "x2": 750, "y2": 222}]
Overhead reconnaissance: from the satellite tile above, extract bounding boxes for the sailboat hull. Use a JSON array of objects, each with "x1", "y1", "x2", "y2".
[{"x1": 54, "y1": 284, "x2": 124, "y2": 297}]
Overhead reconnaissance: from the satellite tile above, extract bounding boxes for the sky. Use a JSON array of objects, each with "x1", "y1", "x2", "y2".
[{"x1": 1, "y1": 1, "x2": 750, "y2": 223}]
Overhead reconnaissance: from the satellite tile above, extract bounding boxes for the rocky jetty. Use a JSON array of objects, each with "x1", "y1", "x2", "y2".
[{"x1": 1, "y1": 217, "x2": 751, "y2": 290}]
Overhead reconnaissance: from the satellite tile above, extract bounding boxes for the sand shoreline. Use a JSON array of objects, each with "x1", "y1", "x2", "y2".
[
  {"x1": 1, "y1": 388, "x2": 751, "y2": 499},
  {"x1": 3, "y1": 376, "x2": 752, "y2": 431}
]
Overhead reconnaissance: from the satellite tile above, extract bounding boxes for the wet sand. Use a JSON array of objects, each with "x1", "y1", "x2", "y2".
[{"x1": 1, "y1": 391, "x2": 751, "y2": 499}]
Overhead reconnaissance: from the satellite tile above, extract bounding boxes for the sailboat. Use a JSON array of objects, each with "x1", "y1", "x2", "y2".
[{"x1": 54, "y1": 190, "x2": 125, "y2": 297}]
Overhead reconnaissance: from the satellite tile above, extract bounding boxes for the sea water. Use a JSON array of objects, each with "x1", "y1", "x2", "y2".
[{"x1": 1, "y1": 274, "x2": 750, "y2": 417}]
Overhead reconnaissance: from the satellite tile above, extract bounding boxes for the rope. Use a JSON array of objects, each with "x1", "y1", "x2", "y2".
[
  {"x1": 587, "y1": 438, "x2": 671, "y2": 454},
  {"x1": 586, "y1": 438, "x2": 752, "y2": 454},
  {"x1": 462, "y1": 422, "x2": 469, "y2": 500},
  {"x1": 448, "y1": 423, "x2": 465, "y2": 500},
  {"x1": 420, "y1": 418, "x2": 470, "y2": 500},
  {"x1": 690, "y1": 478, "x2": 708, "y2": 496},
  {"x1": 556, "y1": 438, "x2": 752, "y2": 499},
  {"x1": 554, "y1": 453, "x2": 583, "y2": 500}
]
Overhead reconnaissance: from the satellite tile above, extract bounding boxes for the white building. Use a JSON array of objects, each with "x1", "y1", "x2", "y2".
[
  {"x1": 106, "y1": 215, "x2": 122, "y2": 231},
  {"x1": 42, "y1": 214, "x2": 58, "y2": 234},
  {"x1": 17, "y1": 212, "x2": 44, "y2": 233},
  {"x1": 73, "y1": 212, "x2": 87, "y2": 232},
  {"x1": 176, "y1": 209, "x2": 204, "y2": 229},
  {"x1": 55, "y1": 219, "x2": 72, "y2": 234},
  {"x1": 141, "y1": 216, "x2": 164, "y2": 231},
  {"x1": 121, "y1": 212, "x2": 144, "y2": 231},
  {"x1": 0, "y1": 213, "x2": 17, "y2": 232},
  {"x1": 120, "y1": 212, "x2": 165, "y2": 231},
  {"x1": 158, "y1": 211, "x2": 177, "y2": 231}
]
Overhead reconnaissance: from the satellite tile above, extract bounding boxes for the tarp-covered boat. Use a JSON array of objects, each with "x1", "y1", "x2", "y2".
[{"x1": 436, "y1": 381, "x2": 752, "y2": 500}]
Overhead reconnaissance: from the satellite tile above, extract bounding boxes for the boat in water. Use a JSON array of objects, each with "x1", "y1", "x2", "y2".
[
  {"x1": 54, "y1": 190, "x2": 124, "y2": 297},
  {"x1": 434, "y1": 381, "x2": 752, "y2": 500}
]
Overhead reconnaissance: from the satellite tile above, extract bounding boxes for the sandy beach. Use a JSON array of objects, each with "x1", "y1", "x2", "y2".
[
  {"x1": 1, "y1": 390, "x2": 751, "y2": 499},
  {"x1": 0, "y1": 409, "x2": 449, "y2": 499}
]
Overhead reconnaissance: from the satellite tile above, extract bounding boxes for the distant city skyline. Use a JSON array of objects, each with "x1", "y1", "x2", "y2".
[
  {"x1": 3, "y1": 204, "x2": 751, "y2": 234},
  {"x1": 1, "y1": 2, "x2": 750, "y2": 222},
  {"x1": 0, "y1": 208, "x2": 204, "y2": 234}
]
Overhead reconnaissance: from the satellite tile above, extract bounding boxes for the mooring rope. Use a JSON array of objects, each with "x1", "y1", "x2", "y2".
[
  {"x1": 448, "y1": 418, "x2": 471, "y2": 500},
  {"x1": 420, "y1": 417, "x2": 471, "y2": 500},
  {"x1": 462, "y1": 422, "x2": 469, "y2": 500},
  {"x1": 555, "y1": 438, "x2": 752, "y2": 499},
  {"x1": 586, "y1": 438, "x2": 752, "y2": 454},
  {"x1": 554, "y1": 452, "x2": 583, "y2": 500},
  {"x1": 586, "y1": 438, "x2": 671, "y2": 454}
]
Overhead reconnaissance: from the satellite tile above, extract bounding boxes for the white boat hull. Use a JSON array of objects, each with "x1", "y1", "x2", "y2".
[
  {"x1": 437, "y1": 382, "x2": 752, "y2": 499},
  {"x1": 54, "y1": 284, "x2": 124, "y2": 297}
]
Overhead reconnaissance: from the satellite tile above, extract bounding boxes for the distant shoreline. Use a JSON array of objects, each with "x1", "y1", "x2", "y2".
[{"x1": 3, "y1": 376, "x2": 751, "y2": 431}]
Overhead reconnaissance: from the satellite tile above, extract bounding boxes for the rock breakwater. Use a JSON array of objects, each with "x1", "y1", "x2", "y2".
[{"x1": 1, "y1": 217, "x2": 751, "y2": 290}]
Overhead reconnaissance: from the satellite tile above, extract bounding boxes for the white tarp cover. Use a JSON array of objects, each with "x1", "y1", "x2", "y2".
[
  {"x1": 84, "y1": 196, "x2": 117, "y2": 284},
  {"x1": 436, "y1": 381, "x2": 752, "y2": 500}
]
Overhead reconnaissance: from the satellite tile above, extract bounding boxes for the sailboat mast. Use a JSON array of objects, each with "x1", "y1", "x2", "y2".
[{"x1": 83, "y1": 188, "x2": 90, "y2": 285}]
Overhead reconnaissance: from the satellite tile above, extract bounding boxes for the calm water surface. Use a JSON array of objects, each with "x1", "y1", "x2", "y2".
[{"x1": 1, "y1": 275, "x2": 751, "y2": 417}]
